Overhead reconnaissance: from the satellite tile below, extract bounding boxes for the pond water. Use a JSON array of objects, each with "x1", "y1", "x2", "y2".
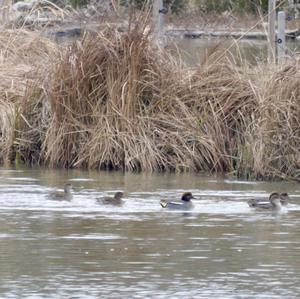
[
  {"x1": 0, "y1": 167, "x2": 300, "y2": 298},
  {"x1": 171, "y1": 37, "x2": 300, "y2": 65},
  {"x1": 52, "y1": 27, "x2": 300, "y2": 66}
]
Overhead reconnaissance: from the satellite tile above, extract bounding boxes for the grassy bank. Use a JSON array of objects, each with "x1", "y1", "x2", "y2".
[{"x1": 0, "y1": 21, "x2": 299, "y2": 180}]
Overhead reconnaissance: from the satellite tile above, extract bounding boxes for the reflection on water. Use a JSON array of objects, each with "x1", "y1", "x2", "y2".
[
  {"x1": 171, "y1": 37, "x2": 300, "y2": 65},
  {"x1": 0, "y1": 167, "x2": 300, "y2": 298}
]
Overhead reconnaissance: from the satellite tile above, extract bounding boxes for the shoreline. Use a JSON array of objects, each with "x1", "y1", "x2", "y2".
[
  {"x1": 45, "y1": 26, "x2": 300, "y2": 41},
  {"x1": 165, "y1": 28, "x2": 300, "y2": 40}
]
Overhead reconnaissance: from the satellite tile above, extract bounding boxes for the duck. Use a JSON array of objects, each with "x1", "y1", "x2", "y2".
[
  {"x1": 279, "y1": 192, "x2": 290, "y2": 206},
  {"x1": 47, "y1": 183, "x2": 72, "y2": 201},
  {"x1": 160, "y1": 192, "x2": 195, "y2": 210},
  {"x1": 248, "y1": 192, "x2": 282, "y2": 211},
  {"x1": 97, "y1": 191, "x2": 124, "y2": 206},
  {"x1": 248, "y1": 192, "x2": 289, "y2": 208}
]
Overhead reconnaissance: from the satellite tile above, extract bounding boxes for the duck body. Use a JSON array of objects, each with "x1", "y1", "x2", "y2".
[
  {"x1": 248, "y1": 192, "x2": 283, "y2": 211},
  {"x1": 97, "y1": 192, "x2": 124, "y2": 206},
  {"x1": 47, "y1": 184, "x2": 72, "y2": 201},
  {"x1": 160, "y1": 192, "x2": 195, "y2": 210}
]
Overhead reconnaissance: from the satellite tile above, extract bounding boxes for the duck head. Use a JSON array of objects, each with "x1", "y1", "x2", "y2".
[
  {"x1": 247, "y1": 198, "x2": 257, "y2": 207},
  {"x1": 280, "y1": 192, "x2": 289, "y2": 206},
  {"x1": 64, "y1": 184, "x2": 72, "y2": 193},
  {"x1": 269, "y1": 192, "x2": 282, "y2": 208},
  {"x1": 181, "y1": 192, "x2": 194, "y2": 202},
  {"x1": 114, "y1": 191, "x2": 124, "y2": 200}
]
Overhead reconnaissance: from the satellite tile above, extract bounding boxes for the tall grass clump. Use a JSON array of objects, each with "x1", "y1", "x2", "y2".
[
  {"x1": 0, "y1": 29, "x2": 59, "y2": 165},
  {"x1": 187, "y1": 52, "x2": 259, "y2": 177},
  {"x1": 42, "y1": 20, "x2": 263, "y2": 175},
  {"x1": 253, "y1": 64, "x2": 300, "y2": 179},
  {"x1": 42, "y1": 18, "x2": 225, "y2": 171}
]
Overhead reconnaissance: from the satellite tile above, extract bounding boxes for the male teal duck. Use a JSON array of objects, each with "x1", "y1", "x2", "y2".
[
  {"x1": 97, "y1": 191, "x2": 124, "y2": 206},
  {"x1": 248, "y1": 192, "x2": 282, "y2": 211},
  {"x1": 160, "y1": 192, "x2": 195, "y2": 210},
  {"x1": 47, "y1": 183, "x2": 72, "y2": 201}
]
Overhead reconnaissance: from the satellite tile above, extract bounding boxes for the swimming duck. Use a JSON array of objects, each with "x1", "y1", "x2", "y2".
[
  {"x1": 279, "y1": 192, "x2": 289, "y2": 206},
  {"x1": 160, "y1": 192, "x2": 195, "y2": 210},
  {"x1": 47, "y1": 183, "x2": 72, "y2": 201},
  {"x1": 97, "y1": 191, "x2": 124, "y2": 206},
  {"x1": 248, "y1": 192, "x2": 289, "y2": 208},
  {"x1": 248, "y1": 192, "x2": 282, "y2": 211}
]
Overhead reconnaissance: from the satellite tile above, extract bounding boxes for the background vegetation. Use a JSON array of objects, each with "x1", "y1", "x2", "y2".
[
  {"x1": 125, "y1": 0, "x2": 269, "y2": 14},
  {"x1": 0, "y1": 17, "x2": 299, "y2": 180},
  {"x1": 194, "y1": 0, "x2": 269, "y2": 14}
]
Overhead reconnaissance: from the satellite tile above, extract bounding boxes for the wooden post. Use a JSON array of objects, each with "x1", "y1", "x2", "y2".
[
  {"x1": 277, "y1": 11, "x2": 286, "y2": 63},
  {"x1": 268, "y1": 0, "x2": 276, "y2": 63},
  {"x1": 153, "y1": 0, "x2": 164, "y2": 46},
  {"x1": 0, "y1": 0, "x2": 11, "y2": 24}
]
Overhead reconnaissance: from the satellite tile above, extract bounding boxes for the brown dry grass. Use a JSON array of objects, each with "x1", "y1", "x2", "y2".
[
  {"x1": 253, "y1": 64, "x2": 300, "y2": 179},
  {"x1": 0, "y1": 29, "x2": 59, "y2": 164},
  {"x1": 0, "y1": 20, "x2": 299, "y2": 180}
]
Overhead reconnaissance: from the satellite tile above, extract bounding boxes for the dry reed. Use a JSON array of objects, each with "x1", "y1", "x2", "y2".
[
  {"x1": 0, "y1": 20, "x2": 299, "y2": 180},
  {"x1": 0, "y1": 29, "x2": 59, "y2": 164}
]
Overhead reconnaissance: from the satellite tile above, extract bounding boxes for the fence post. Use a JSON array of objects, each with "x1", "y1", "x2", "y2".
[
  {"x1": 268, "y1": 0, "x2": 276, "y2": 63},
  {"x1": 153, "y1": 0, "x2": 165, "y2": 46},
  {"x1": 277, "y1": 11, "x2": 286, "y2": 63}
]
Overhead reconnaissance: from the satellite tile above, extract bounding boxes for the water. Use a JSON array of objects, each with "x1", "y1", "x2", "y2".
[
  {"x1": 171, "y1": 37, "x2": 300, "y2": 65},
  {"x1": 52, "y1": 28, "x2": 300, "y2": 66},
  {"x1": 0, "y1": 167, "x2": 300, "y2": 298}
]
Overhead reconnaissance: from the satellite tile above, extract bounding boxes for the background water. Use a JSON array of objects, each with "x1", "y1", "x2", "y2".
[
  {"x1": 0, "y1": 167, "x2": 300, "y2": 298},
  {"x1": 53, "y1": 28, "x2": 300, "y2": 66},
  {"x1": 170, "y1": 37, "x2": 300, "y2": 65}
]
